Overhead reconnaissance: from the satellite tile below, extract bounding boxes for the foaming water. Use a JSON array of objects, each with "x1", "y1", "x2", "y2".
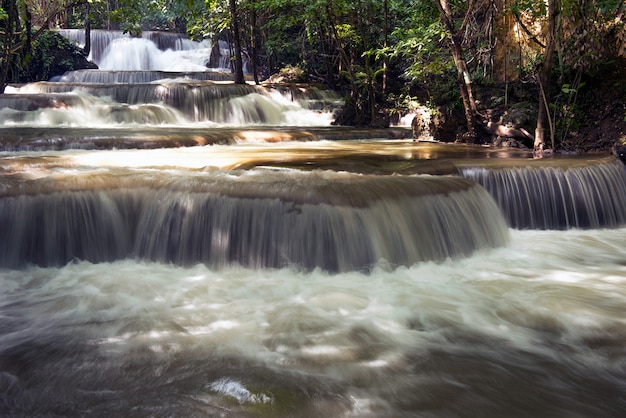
[
  {"x1": 1, "y1": 228, "x2": 624, "y2": 416},
  {"x1": 56, "y1": 29, "x2": 215, "y2": 70},
  {"x1": 98, "y1": 37, "x2": 211, "y2": 71}
]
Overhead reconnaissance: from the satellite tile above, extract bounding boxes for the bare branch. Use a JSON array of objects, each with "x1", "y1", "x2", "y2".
[
  {"x1": 459, "y1": 0, "x2": 477, "y2": 34},
  {"x1": 512, "y1": 9, "x2": 545, "y2": 49}
]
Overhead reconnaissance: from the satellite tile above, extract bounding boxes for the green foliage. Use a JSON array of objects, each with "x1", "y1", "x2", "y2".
[
  {"x1": 386, "y1": 92, "x2": 421, "y2": 118},
  {"x1": 392, "y1": 21, "x2": 450, "y2": 82},
  {"x1": 110, "y1": 0, "x2": 190, "y2": 34},
  {"x1": 66, "y1": 0, "x2": 109, "y2": 29},
  {"x1": 276, "y1": 64, "x2": 307, "y2": 82},
  {"x1": 549, "y1": 76, "x2": 587, "y2": 147},
  {"x1": 185, "y1": 0, "x2": 229, "y2": 40},
  {"x1": 19, "y1": 30, "x2": 94, "y2": 82},
  {"x1": 511, "y1": 0, "x2": 547, "y2": 18}
]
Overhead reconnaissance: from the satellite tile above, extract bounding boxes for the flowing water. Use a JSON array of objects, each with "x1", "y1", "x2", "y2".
[{"x1": 0, "y1": 31, "x2": 625, "y2": 417}]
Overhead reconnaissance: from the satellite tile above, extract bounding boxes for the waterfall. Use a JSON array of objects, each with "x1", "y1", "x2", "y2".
[
  {"x1": 461, "y1": 158, "x2": 626, "y2": 229},
  {"x1": 54, "y1": 69, "x2": 233, "y2": 83},
  {"x1": 2, "y1": 29, "x2": 626, "y2": 418},
  {"x1": 0, "y1": 170, "x2": 508, "y2": 271},
  {"x1": 56, "y1": 29, "x2": 215, "y2": 70},
  {"x1": 97, "y1": 37, "x2": 212, "y2": 71},
  {"x1": 4, "y1": 82, "x2": 342, "y2": 126},
  {"x1": 4, "y1": 29, "x2": 341, "y2": 128}
]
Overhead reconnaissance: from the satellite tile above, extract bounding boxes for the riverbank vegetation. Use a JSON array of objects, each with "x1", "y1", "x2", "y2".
[{"x1": 1, "y1": 0, "x2": 625, "y2": 152}]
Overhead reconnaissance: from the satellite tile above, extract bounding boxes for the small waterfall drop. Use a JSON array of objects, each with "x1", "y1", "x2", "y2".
[
  {"x1": 461, "y1": 158, "x2": 626, "y2": 229},
  {"x1": 2, "y1": 29, "x2": 341, "y2": 129}
]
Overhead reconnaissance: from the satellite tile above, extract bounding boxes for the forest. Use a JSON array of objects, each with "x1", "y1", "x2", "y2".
[{"x1": 1, "y1": 0, "x2": 625, "y2": 154}]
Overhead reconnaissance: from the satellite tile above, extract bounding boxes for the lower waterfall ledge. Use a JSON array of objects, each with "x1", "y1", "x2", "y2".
[{"x1": 0, "y1": 170, "x2": 509, "y2": 271}]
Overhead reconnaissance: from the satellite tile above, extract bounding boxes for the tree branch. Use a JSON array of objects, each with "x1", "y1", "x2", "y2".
[
  {"x1": 511, "y1": 9, "x2": 545, "y2": 49},
  {"x1": 8, "y1": 0, "x2": 88, "y2": 54},
  {"x1": 459, "y1": 0, "x2": 476, "y2": 35}
]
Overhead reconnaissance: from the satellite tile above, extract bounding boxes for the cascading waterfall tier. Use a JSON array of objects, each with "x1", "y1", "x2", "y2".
[
  {"x1": 0, "y1": 170, "x2": 509, "y2": 271},
  {"x1": 54, "y1": 69, "x2": 234, "y2": 83},
  {"x1": 3, "y1": 82, "x2": 343, "y2": 126},
  {"x1": 461, "y1": 157, "x2": 626, "y2": 229}
]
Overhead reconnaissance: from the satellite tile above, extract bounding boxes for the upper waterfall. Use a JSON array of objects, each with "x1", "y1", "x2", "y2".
[{"x1": 55, "y1": 29, "x2": 224, "y2": 71}]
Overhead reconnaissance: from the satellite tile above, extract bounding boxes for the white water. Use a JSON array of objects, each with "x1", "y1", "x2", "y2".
[
  {"x1": 57, "y1": 29, "x2": 218, "y2": 71},
  {"x1": 98, "y1": 37, "x2": 213, "y2": 72},
  {"x1": 0, "y1": 86, "x2": 340, "y2": 128},
  {"x1": 1, "y1": 228, "x2": 625, "y2": 416}
]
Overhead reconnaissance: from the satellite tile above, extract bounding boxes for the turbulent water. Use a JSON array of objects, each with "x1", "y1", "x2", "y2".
[
  {"x1": 0, "y1": 228, "x2": 625, "y2": 417},
  {"x1": 1, "y1": 29, "x2": 625, "y2": 418}
]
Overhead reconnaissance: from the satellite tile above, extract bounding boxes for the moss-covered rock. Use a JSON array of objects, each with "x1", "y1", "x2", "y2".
[{"x1": 19, "y1": 30, "x2": 97, "y2": 82}]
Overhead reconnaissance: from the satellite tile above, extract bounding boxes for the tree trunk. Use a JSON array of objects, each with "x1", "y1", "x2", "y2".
[
  {"x1": 382, "y1": 0, "x2": 388, "y2": 95},
  {"x1": 493, "y1": 0, "x2": 520, "y2": 83},
  {"x1": 84, "y1": 2, "x2": 91, "y2": 57},
  {"x1": 534, "y1": 0, "x2": 558, "y2": 157},
  {"x1": 250, "y1": 7, "x2": 259, "y2": 84},
  {"x1": 435, "y1": 0, "x2": 478, "y2": 142},
  {"x1": 209, "y1": 36, "x2": 221, "y2": 69},
  {"x1": 0, "y1": 0, "x2": 18, "y2": 93},
  {"x1": 318, "y1": 24, "x2": 335, "y2": 86},
  {"x1": 229, "y1": 0, "x2": 245, "y2": 84}
]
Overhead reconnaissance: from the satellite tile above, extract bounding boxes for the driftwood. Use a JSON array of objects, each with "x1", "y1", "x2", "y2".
[{"x1": 485, "y1": 121, "x2": 534, "y2": 142}]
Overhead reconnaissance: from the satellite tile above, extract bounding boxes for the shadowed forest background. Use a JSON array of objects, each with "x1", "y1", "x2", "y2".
[{"x1": 1, "y1": 0, "x2": 625, "y2": 153}]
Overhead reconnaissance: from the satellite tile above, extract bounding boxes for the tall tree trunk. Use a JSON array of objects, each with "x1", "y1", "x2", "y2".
[
  {"x1": 493, "y1": 0, "x2": 520, "y2": 83},
  {"x1": 382, "y1": 0, "x2": 388, "y2": 95},
  {"x1": 84, "y1": 2, "x2": 91, "y2": 57},
  {"x1": 318, "y1": 24, "x2": 335, "y2": 86},
  {"x1": 229, "y1": 0, "x2": 245, "y2": 84},
  {"x1": 326, "y1": 1, "x2": 360, "y2": 123},
  {"x1": 209, "y1": 36, "x2": 221, "y2": 69},
  {"x1": 534, "y1": 0, "x2": 558, "y2": 157},
  {"x1": 435, "y1": 0, "x2": 478, "y2": 142},
  {"x1": 0, "y1": 0, "x2": 18, "y2": 93},
  {"x1": 250, "y1": 7, "x2": 259, "y2": 84},
  {"x1": 356, "y1": 0, "x2": 376, "y2": 124},
  {"x1": 21, "y1": 0, "x2": 32, "y2": 63}
]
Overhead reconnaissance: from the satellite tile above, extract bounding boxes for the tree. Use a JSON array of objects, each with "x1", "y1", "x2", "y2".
[
  {"x1": 1, "y1": 0, "x2": 91, "y2": 92},
  {"x1": 509, "y1": 0, "x2": 625, "y2": 154},
  {"x1": 0, "y1": 0, "x2": 19, "y2": 93},
  {"x1": 533, "y1": 0, "x2": 557, "y2": 156},
  {"x1": 228, "y1": 0, "x2": 244, "y2": 83},
  {"x1": 434, "y1": 0, "x2": 479, "y2": 142}
]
